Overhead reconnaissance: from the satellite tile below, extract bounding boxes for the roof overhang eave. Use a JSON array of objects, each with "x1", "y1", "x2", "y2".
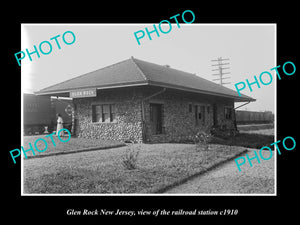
[
  {"x1": 34, "y1": 81, "x2": 149, "y2": 96},
  {"x1": 34, "y1": 80, "x2": 256, "y2": 103},
  {"x1": 147, "y1": 81, "x2": 256, "y2": 102}
]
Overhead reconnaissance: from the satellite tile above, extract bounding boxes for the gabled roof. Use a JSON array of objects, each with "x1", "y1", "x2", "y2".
[{"x1": 35, "y1": 57, "x2": 255, "y2": 102}]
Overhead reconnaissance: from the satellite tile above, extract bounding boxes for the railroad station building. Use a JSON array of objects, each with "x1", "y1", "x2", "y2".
[{"x1": 36, "y1": 57, "x2": 255, "y2": 143}]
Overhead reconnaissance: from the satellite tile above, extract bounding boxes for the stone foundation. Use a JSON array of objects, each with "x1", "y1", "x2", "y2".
[
  {"x1": 73, "y1": 86, "x2": 235, "y2": 143},
  {"x1": 143, "y1": 88, "x2": 235, "y2": 143},
  {"x1": 73, "y1": 87, "x2": 143, "y2": 143}
]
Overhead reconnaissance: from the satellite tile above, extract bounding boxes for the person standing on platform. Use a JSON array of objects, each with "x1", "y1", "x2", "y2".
[{"x1": 56, "y1": 113, "x2": 64, "y2": 136}]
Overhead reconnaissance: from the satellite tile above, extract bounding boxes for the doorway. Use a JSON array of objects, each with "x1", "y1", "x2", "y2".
[{"x1": 150, "y1": 103, "x2": 163, "y2": 134}]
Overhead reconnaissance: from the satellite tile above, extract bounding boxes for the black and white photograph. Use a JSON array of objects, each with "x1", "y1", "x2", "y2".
[
  {"x1": 4, "y1": 5, "x2": 298, "y2": 224},
  {"x1": 21, "y1": 24, "x2": 276, "y2": 195}
]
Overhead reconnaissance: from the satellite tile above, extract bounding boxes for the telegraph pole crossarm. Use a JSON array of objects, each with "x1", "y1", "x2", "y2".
[{"x1": 210, "y1": 57, "x2": 231, "y2": 86}]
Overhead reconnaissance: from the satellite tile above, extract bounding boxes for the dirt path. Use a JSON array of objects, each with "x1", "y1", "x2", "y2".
[
  {"x1": 239, "y1": 129, "x2": 274, "y2": 136},
  {"x1": 165, "y1": 150, "x2": 275, "y2": 194}
]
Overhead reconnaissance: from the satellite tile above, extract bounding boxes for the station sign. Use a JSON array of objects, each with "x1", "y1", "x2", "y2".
[{"x1": 70, "y1": 88, "x2": 97, "y2": 98}]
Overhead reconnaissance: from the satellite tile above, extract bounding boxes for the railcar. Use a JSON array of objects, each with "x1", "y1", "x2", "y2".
[
  {"x1": 23, "y1": 93, "x2": 73, "y2": 135},
  {"x1": 235, "y1": 110, "x2": 274, "y2": 124}
]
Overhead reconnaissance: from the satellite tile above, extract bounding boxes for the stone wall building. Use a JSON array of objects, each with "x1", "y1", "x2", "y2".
[{"x1": 36, "y1": 57, "x2": 255, "y2": 143}]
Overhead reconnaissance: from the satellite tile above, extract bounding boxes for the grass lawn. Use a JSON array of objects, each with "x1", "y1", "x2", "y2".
[
  {"x1": 22, "y1": 134, "x2": 125, "y2": 158},
  {"x1": 210, "y1": 132, "x2": 275, "y2": 149},
  {"x1": 239, "y1": 129, "x2": 274, "y2": 136},
  {"x1": 237, "y1": 124, "x2": 274, "y2": 131},
  {"x1": 237, "y1": 124, "x2": 274, "y2": 136},
  {"x1": 23, "y1": 143, "x2": 246, "y2": 194}
]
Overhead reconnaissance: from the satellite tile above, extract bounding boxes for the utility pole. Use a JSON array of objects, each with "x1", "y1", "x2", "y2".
[{"x1": 211, "y1": 57, "x2": 231, "y2": 86}]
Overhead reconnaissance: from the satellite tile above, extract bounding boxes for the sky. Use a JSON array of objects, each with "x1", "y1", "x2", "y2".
[{"x1": 21, "y1": 24, "x2": 276, "y2": 113}]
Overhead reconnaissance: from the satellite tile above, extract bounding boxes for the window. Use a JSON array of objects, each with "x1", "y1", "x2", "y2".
[
  {"x1": 195, "y1": 104, "x2": 210, "y2": 126},
  {"x1": 92, "y1": 105, "x2": 102, "y2": 122},
  {"x1": 225, "y1": 107, "x2": 233, "y2": 120},
  {"x1": 110, "y1": 104, "x2": 115, "y2": 122},
  {"x1": 199, "y1": 105, "x2": 205, "y2": 122},
  {"x1": 92, "y1": 104, "x2": 116, "y2": 123},
  {"x1": 102, "y1": 104, "x2": 110, "y2": 123}
]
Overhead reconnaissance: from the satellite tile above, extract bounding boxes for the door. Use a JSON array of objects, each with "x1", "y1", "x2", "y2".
[
  {"x1": 213, "y1": 104, "x2": 218, "y2": 126},
  {"x1": 150, "y1": 104, "x2": 163, "y2": 134}
]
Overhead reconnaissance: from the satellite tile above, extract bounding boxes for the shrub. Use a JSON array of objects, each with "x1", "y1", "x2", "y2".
[
  {"x1": 186, "y1": 125, "x2": 212, "y2": 152},
  {"x1": 121, "y1": 144, "x2": 140, "y2": 170},
  {"x1": 211, "y1": 120, "x2": 239, "y2": 138},
  {"x1": 194, "y1": 130, "x2": 212, "y2": 152}
]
